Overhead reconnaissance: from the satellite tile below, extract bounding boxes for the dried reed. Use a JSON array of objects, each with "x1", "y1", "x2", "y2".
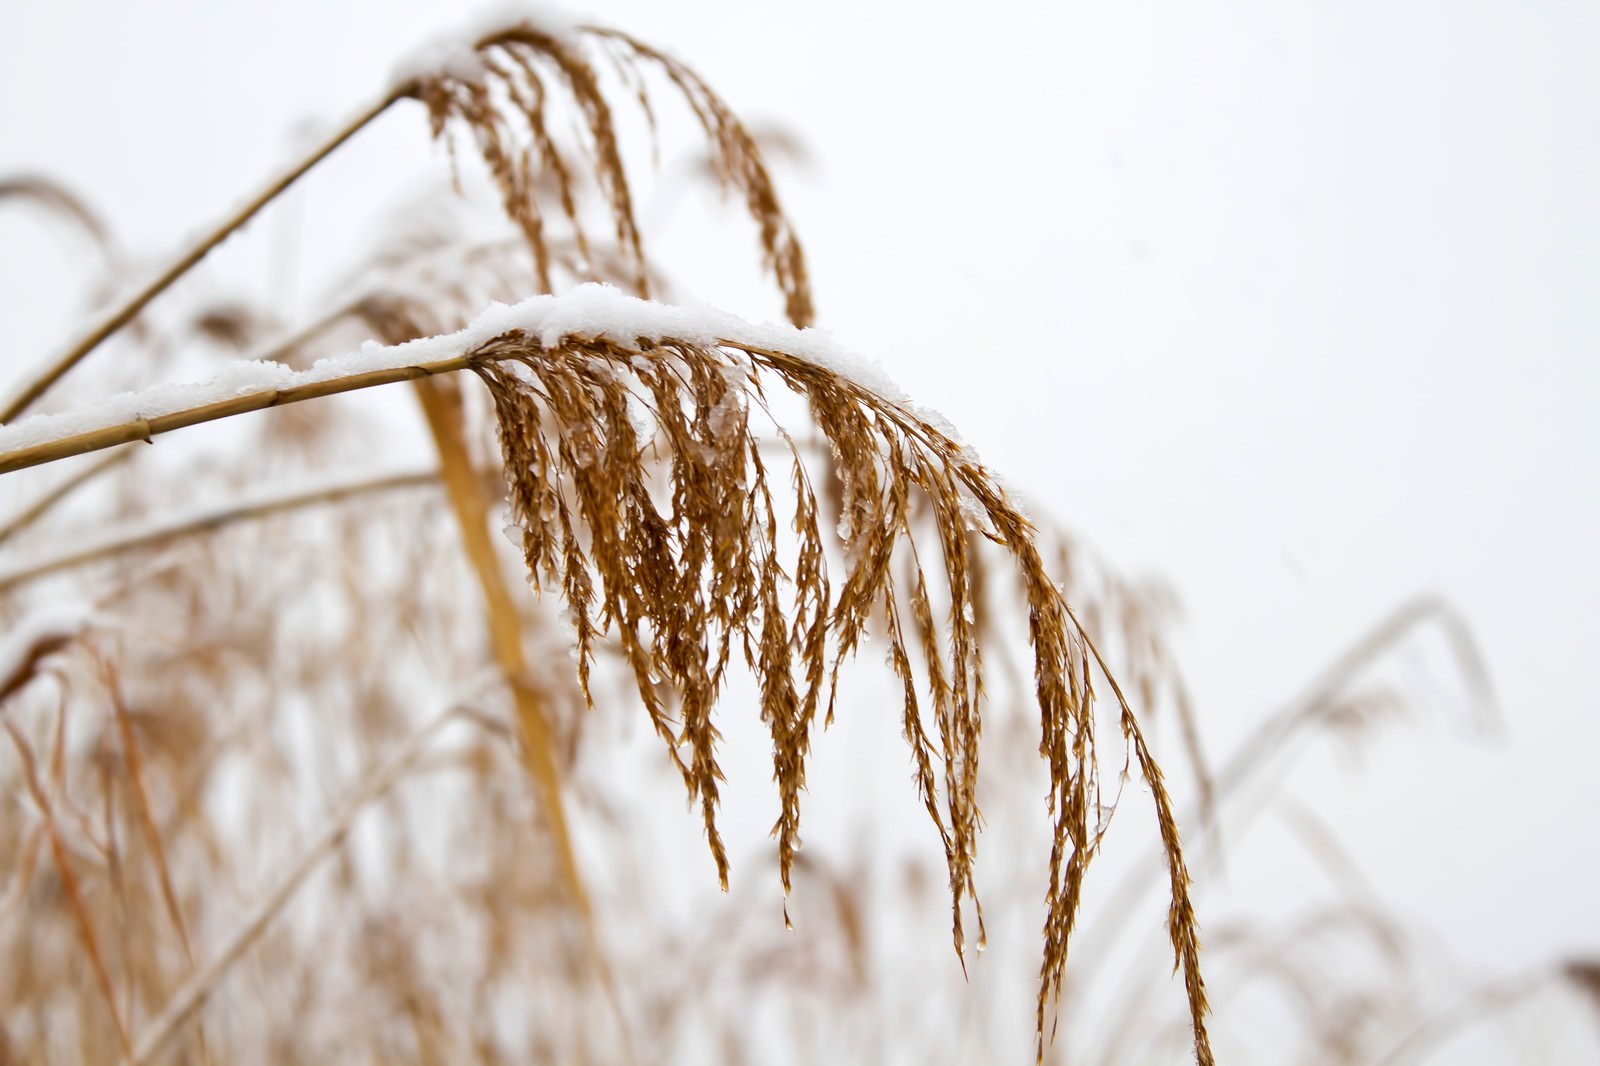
[
  {"x1": 0, "y1": 12, "x2": 1221, "y2": 1064},
  {"x1": 406, "y1": 23, "x2": 811, "y2": 326},
  {"x1": 469, "y1": 321, "x2": 1211, "y2": 1062}
]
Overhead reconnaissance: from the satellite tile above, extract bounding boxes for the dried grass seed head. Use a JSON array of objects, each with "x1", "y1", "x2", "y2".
[
  {"x1": 463, "y1": 315, "x2": 1209, "y2": 1063},
  {"x1": 402, "y1": 18, "x2": 812, "y2": 325}
]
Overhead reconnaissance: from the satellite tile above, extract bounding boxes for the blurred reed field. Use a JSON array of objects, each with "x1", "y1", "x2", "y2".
[{"x1": 0, "y1": 10, "x2": 1595, "y2": 1066}]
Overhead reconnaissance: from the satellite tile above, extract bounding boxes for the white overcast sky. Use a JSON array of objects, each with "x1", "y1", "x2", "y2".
[{"x1": 3, "y1": 1, "x2": 1597, "y2": 1059}]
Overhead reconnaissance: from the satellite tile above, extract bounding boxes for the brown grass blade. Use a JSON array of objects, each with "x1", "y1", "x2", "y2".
[{"x1": 4, "y1": 720, "x2": 134, "y2": 1063}]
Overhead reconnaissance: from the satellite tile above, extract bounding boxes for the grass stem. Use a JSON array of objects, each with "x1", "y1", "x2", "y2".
[{"x1": 0, "y1": 93, "x2": 400, "y2": 424}]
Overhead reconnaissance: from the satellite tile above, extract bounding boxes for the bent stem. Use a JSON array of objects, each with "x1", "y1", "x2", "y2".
[
  {"x1": 0, "y1": 92, "x2": 401, "y2": 425},
  {"x1": 411, "y1": 376, "x2": 589, "y2": 907},
  {"x1": 412, "y1": 375, "x2": 635, "y2": 1059},
  {"x1": 0, "y1": 354, "x2": 473, "y2": 475},
  {"x1": 5, "y1": 720, "x2": 136, "y2": 1063}
]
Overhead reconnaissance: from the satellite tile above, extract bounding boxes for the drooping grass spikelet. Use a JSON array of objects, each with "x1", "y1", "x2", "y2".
[
  {"x1": 592, "y1": 29, "x2": 814, "y2": 328},
  {"x1": 403, "y1": 19, "x2": 813, "y2": 326},
  {"x1": 462, "y1": 305, "x2": 1209, "y2": 1061}
]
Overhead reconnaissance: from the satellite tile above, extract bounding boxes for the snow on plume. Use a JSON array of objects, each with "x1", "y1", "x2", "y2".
[
  {"x1": 0, "y1": 285, "x2": 935, "y2": 457},
  {"x1": 389, "y1": 4, "x2": 583, "y2": 90},
  {"x1": 369, "y1": 284, "x2": 915, "y2": 405}
]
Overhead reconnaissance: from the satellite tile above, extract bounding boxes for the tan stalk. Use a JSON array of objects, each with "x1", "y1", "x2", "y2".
[
  {"x1": 0, "y1": 93, "x2": 400, "y2": 424},
  {"x1": 410, "y1": 376, "x2": 638, "y2": 1062},
  {"x1": 0, "y1": 355, "x2": 472, "y2": 475},
  {"x1": 409, "y1": 376, "x2": 590, "y2": 913}
]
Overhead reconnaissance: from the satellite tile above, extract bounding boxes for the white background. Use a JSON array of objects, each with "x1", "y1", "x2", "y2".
[{"x1": 3, "y1": 1, "x2": 1596, "y2": 1060}]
